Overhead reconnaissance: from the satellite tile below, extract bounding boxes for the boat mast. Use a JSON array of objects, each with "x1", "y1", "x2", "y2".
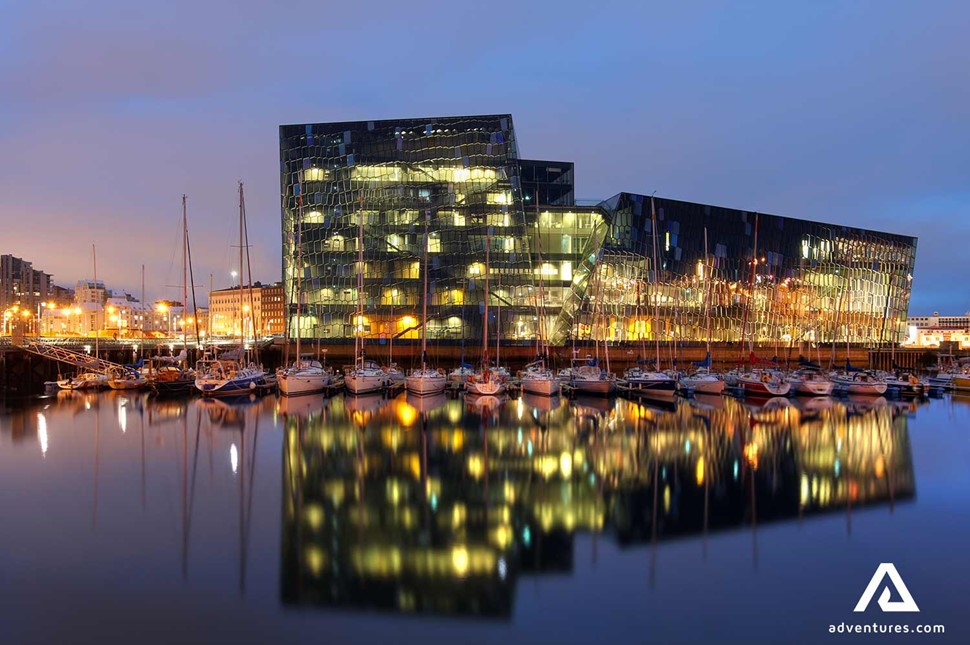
[
  {"x1": 495, "y1": 272, "x2": 501, "y2": 369},
  {"x1": 238, "y1": 182, "x2": 245, "y2": 350},
  {"x1": 93, "y1": 244, "x2": 99, "y2": 362},
  {"x1": 420, "y1": 209, "x2": 430, "y2": 371},
  {"x1": 356, "y1": 190, "x2": 364, "y2": 369},
  {"x1": 534, "y1": 200, "x2": 546, "y2": 363},
  {"x1": 294, "y1": 181, "x2": 304, "y2": 366},
  {"x1": 738, "y1": 212, "x2": 759, "y2": 365},
  {"x1": 140, "y1": 264, "x2": 145, "y2": 360},
  {"x1": 650, "y1": 196, "x2": 661, "y2": 371},
  {"x1": 184, "y1": 205, "x2": 202, "y2": 350},
  {"x1": 182, "y1": 195, "x2": 188, "y2": 353},
  {"x1": 703, "y1": 227, "x2": 712, "y2": 359},
  {"x1": 482, "y1": 230, "x2": 490, "y2": 373}
]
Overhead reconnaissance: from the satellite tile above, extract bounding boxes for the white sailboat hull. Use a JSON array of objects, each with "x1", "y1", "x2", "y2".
[
  {"x1": 278, "y1": 369, "x2": 332, "y2": 396},
  {"x1": 680, "y1": 375, "x2": 725, "y2": 395},
  {"x1": 406, "y1": 372, "x2": 448, "y2": 396},
  {"x1": 345, "y1": 373, "x2": 386, "y2": 395},
  {"x1": 521, "y1": 376, "x2": 561, "y2": 397},
  {"x1": 792, "y1": 379, "x2": 834, "y2": 396},
  {"x1": 465, "y1": 379, "x2": 505, "y2": 396}
]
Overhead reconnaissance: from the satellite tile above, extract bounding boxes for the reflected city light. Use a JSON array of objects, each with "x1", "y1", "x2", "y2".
[
  {"x1": 230, "y1": 443, "x2": 238, "y2": 474},
  {"x1": 117, "y1": 399, "x2": 127, "y2": 434},
  {"x1": 282, "y1": 392, "x2": 914, "y2": 617},
  {"x1": 37, "y1": 412, "x2": 48, "y2": 457}
]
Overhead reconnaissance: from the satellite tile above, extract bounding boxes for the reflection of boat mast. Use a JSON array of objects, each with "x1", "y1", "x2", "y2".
[
  {"x1": 649, "y1": 441, "x2": 658, "y2": 589},
  {"x1": 92, "y1": 400, "x2": 100, "y2": 529},
  {"x1": 181, "y1": 407, "x2": 202, "y2": 580},
  {"x1": 140, "y1": 401, "x2": 146, "y2": 510},
  {"x1": 237, "y1": 407, "x2": 259, "y2": 596},
  {"x1": 748, "y1": 425, "x2": 759, "y2": 572}
]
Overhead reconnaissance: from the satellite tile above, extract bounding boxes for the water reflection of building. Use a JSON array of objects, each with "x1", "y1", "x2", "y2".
[{"x1": 281, "y1": 395, "x2": 915, "y2": 618}]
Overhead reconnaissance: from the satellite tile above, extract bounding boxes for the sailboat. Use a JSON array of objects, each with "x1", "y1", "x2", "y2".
[
  {"x1": 625, "y1": 196, "x2": 676, "y2": 399},
  {"x1": 466, "y1": 231, "x2": 505, "y2": 396},
  {"x1": 405, "y1": 210, "x2": 448, "y2": 396},
  {"x1": 59, "y1": 244, "x2": 108, "y2": 390},
  {"x1": 679, "y1": 228, "x2": 725, "y2": 395},
  {"x1": 345, "y1": 191, "x2": 388, "y2": 396},
  {"x1": 278, "y1": 182, "x2": 333, "y2": 396},
  {"x1": 148, "y1": 197, "x2": 197, "y2": 395},
  {"x1": 520, "y1": 209, "x2": 560, "y2": 397},
  {"x1": 194, "y1": 183, "x2": 267, "y2": 397}
]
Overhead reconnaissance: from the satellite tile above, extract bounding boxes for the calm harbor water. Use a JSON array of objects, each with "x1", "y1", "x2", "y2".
[{"x1": 1, "y1": 390, "x2": 968, "y2": 644}]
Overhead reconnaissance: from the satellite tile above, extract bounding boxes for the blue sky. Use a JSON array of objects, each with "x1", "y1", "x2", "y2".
[{"x1": 1, "y1": 0, "x2": 966, "y2": 313}]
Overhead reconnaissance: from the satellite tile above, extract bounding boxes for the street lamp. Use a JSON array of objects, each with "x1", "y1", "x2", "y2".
[{"x1": 157, "y1": 303, "x2": 170, "y2": 337}]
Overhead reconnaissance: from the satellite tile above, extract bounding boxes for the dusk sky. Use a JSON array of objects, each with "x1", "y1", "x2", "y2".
[{"x1": 2, "y1": 0, "x2": 967, "y2": 313}]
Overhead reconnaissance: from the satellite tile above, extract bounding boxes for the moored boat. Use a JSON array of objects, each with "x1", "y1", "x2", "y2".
[
  {"x1": 624, "y1": 366, "x2": 677, "y2": 399},
  {"x1": 738, "y1": 370, "x2": 791, "y2": 397},
  {"x1": 277, "y1": 357, "x2": 332, "y2": 397},
  {"x1": 57, "y1": 371, "x2": 108, "y2": 391},
  {"x1": 520, "y1": 359, "x2": 561, "y2": 397},
  {"x1": 883, "y1": 372, "x2": 925, "y2": 398},
  {"x1": 345, "y1": 358, "x2": 388, "y2": 395},
  {"x1": 569, "y1": 361, "x2": 616, "y2": 396},
  {"x1": 788, "y1": 368, "x2": 834, "y2": 396},
  {"x1": 831, "y1": 371, "x2": 888, "y2": 396},
  {"x1": 194, "y1": 355, "x2": 266, "y2": 397},
  {"x1": 679, "y1": 368, "x2": 725, "y2": 395}
]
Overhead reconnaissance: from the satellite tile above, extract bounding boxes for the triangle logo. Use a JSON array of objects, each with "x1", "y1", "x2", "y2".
[{"x1": 853, "y1": 563, "x2": 920, "y2": 613}]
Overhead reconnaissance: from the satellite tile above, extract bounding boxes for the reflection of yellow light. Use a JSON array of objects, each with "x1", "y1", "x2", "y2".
[
  {"x1": 305, "y1": 547, "x2": 326, "y2": 576},
  {"x1": 395, "y1": 400, "x2": 418, "y2": 427},
  {"x1": 468, "y1": 454, "x2": 484, "y2": 478},
  {"x1": 559, "y1": 451, "x2": 573, "y2": 478},
  {"x1": 451, "y1": 429, "x2": 464, "y2": 452},
  {"x1": 493, "y1": 524, "x2": 512, "y2": 548},
  {"x1": 452, "y1": 546, "x2": 469, "y2": 577},
  {"x1": 696, "y1": 456, "x2": 705, "y2": 486},
  {"x1": 447, "y1": 405, "x2": 461, "y2": 425},
  {"x1": 306, "y1": 505, "x2": 324, "y2": 530},
  {"x1": 451, "y1": 503, "x2": 466, "y2": 529},
  {"x1": 539, "y1": 455, "x2": 558, "y2": 479},
  {"x1": 744, "y1": 443, "x2": 759, "y2": 470},
  {"x1": 874, "y1": 454, "x2": 885, "y2": 479},
  {"x1": 408, "y1": 454, "x2": 422, "y2": 479}
]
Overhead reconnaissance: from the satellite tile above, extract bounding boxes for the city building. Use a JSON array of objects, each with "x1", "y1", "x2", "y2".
[
  {"x1": 280, "y1": 115, "x2": 918, "y2": 347},
  {"x1": 209, "y1": 282, "x2": 284, "y2": 338},
  {"x1": 903, "y1": 311, "x2": 970, "y2": 348},
  {"x1": 1, "y1": 255, "x2": 57, "y2": 334}
]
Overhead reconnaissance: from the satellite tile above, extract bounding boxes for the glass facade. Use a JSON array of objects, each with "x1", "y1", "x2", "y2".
[
  {"x1": 551, "y1": 194, "x2": 917, "y2": 348},
  {"x1": 281, "y1": 117, "x2": 917, "y2": 348},
  {"x1": 280, "y1": 115, "x2": 542, "y2": 345}
]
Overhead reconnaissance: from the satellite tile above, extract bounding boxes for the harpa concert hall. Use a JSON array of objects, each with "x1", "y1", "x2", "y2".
[{"x1": 279, "y1": 115, "x2": 917, "y2": 350}]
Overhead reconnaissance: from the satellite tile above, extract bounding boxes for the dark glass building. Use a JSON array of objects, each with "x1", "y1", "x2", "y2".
[{"x1": 280, "y1": 115, "x2": 917, "y2": 348}]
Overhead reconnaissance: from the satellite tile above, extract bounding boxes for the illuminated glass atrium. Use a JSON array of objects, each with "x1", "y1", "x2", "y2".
[{"x1": 280, "y1": 115, "x2": 917, "y2": 347}]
